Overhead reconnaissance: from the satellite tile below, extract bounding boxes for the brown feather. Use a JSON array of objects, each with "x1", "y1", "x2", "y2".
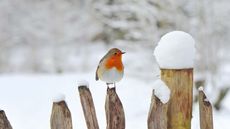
[
  {"x1": 95, "y1": 65, "x2": 99, "y2": 81},
  {"x1": 95, "y1": 54, "x2": 107, "y2": 81}
]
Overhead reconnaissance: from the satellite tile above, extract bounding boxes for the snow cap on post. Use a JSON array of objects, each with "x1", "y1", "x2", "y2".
[
  {"x1": 198, "y1": 86, "x2": 204, "y2": 91},
  {"x1": 77, "y1": 80, "x2": 89, "y2": 88},
  {"x1": 53, "y1": 93, "x2": 66, "y2": 102},
  {"x1": 154, "y1": 31, "x2": 195, "y2": 69},
  {"x1": 152, "y1": 79, "x2": 171, "y2": 104}
]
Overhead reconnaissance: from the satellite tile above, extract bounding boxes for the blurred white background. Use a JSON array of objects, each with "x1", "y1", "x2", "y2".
[{"x1": 0, "y1": 0, "x2": 230, "y2": 129}]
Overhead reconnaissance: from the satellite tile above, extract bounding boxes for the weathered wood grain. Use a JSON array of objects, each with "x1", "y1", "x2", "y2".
[
  {"x1": 50, "y1": 101, "x2": 72, "y2": 129},
  {"x1": 78, "y1": 86, "x2": 99, "y2": 129},
  {"x1": 161, "y1": 69, "x2": 193, "y2": 129},
  {"x1": 199, "y1": 90, "x2": 214, "y2": 129},
  {"x1": 148, "y1": 90, "x2": 168, "y2": 129},
  {"x1": 105, "y1": 87, "x2": 125, "y2": 129},
  {"x1": 0, "y1": 110, "x2": 13, "y2": 129}
]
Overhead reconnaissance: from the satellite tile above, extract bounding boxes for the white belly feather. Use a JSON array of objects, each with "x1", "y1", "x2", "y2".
[{"x1": 100, "y1": 67, "x2": 123, "y2": 83}]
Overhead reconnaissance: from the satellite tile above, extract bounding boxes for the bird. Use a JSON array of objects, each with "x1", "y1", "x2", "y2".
[{"x1": 96, "y1": 48, "x2": 125, "y2": 87}]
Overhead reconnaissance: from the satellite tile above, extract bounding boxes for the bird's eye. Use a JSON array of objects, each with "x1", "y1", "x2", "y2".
[{"x1": 114, "y1": 52, "x2": 117, "y2": 55}]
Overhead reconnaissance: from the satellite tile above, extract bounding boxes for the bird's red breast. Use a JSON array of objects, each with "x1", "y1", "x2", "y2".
[{"x1": 105, "y1": 54, "x2": 123, "y2": 71}]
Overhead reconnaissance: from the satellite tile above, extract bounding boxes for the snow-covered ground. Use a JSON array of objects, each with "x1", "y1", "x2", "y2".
[
  {"x1": 0, "y1": 0, "x2": 230, "y2": 128},
  {"x1": 0, "y1": 73, "x2": 229, "y2": 129}
]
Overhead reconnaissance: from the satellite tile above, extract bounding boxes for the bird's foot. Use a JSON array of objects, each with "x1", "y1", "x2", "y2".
[{"x1": 106, "y1": 83, "x2": 116, "y2": 89}]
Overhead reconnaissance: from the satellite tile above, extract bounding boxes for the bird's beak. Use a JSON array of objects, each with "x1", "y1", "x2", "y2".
[{"x1": 121, "y1": 52, "x2": 126, "y2": 54}]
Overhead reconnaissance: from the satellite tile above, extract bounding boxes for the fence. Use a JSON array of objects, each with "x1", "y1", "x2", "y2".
[{"x1": 0, "y1": 68, "x2": 214, "y2": 129}]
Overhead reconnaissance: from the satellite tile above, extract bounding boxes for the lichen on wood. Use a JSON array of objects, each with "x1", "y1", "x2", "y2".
[{"x1": 161, "y1": 69, "x2": 193, "y2": 129}]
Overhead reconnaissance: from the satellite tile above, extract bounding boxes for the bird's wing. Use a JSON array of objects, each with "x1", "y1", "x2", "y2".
[
  {"x1": 95, "y1": 65, "x2": 100, "y2": 81},
  {"x1": 95, "y1": 54, "x2": 107, "y2": 81}
]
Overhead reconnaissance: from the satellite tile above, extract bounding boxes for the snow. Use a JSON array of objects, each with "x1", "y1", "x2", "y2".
[
  {"x1": 152, "y1": 79, "x2": 170, "y2": 104},
  {"x1": 204, "y1": 98, "x2": 209, "y2": 102},
  {"x1": 0, "y1": 74, "x2": 229, "y2": 129},
  {"x1": 0, "y1": 0, "x2": 229, "y2": 129},
  {"x1": 154, "y1": 31, "x2": 195, "y2": 69},
  {"x1": 0, "y1": 74, "x2": 153, "y2": 129},
  {"x1": 198, "y1": 86, "x2": 204, "y2": 91},
  {"x1": 198, "y1": 87, "x2": 209, "y2": 102},
  {"x1": 52, "y1": 94, "x2": 66, "y2": 103},
  {"x1": 107, "y1": 83, "x2": 116, "y2": 89},
  {"x1": 77, "y1": 80, "x2": 89, "y2": 88}
]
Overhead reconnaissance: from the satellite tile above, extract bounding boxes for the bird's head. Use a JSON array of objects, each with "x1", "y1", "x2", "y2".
[
  {"x1": 108, "y1": 48, "x2": 125, "y2": 59},
  {"x1": 105, "y1": 48, "x2": 125, "y2": 71}
]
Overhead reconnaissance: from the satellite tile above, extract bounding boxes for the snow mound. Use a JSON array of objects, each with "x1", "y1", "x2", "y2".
[
  {"x1": 154, "y1": 31, "x2": 195, "y2": 69},
  {"x1": 198, "y1": 86, "x2": 204, "y2": 91},
  {"x1": 152, "y1": 79, "x2": 171, "y2": 104},
  {"x1": 204, "y1": 98, "x2": 209, "y2": 102},
  {"x1": 77, "y1": 80, "x2": 89, "y2": 87},
  {"x1": 53, "y1": 93, "x2": 66, "y2": 103}
]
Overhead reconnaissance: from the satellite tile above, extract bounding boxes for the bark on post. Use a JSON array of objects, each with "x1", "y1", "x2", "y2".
[
  {"x1": 161, "y1": 69, "x2": 193, "y2": 129},
  {"x1": 78, "y1": 86, "x2": 99, "y2": 129},
  {"x1": 50, "y1": 101, "x2": 72, "y2": 129},
  {"x1": 147, "y1": 90, "x2": 167, "y2": 129},
  {"x1": 105, "y1": 87, "x2": 125, "y2": 129},
  {"x1": 0, "y1": 110, "x2": 13, "y2": 129},
  {"x1": 199, "y1": 90, "x2": 214, "y2": 129}
]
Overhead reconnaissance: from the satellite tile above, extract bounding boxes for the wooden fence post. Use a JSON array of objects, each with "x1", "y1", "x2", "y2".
[
  {"x1": 199, "y1": 89, "x2": 213, "y2": 129},
  {"x1": 78, "y1": 86, "x2": 99, "y2": 129},
  {"x1": 147, "y1": 90, "x2": 167, "y2": 129},
  {"x1": 161, "y1": 69, "x2": 193, "y2": 129},
  {"x1": 105, "y1": 87, "x2": 125, "y2": 129},
  {"x1": 0, "y1": 110, "x2": 13, "y2": 129},
  {"x1": 50, "y1": 101, "x2": 73, "y2": 129}
]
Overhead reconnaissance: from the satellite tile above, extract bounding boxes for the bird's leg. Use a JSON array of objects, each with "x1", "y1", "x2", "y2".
[
  {"x1": 106, "y1": 83, "x2": 113, "y2": 88},
  {"x1": 106, "y1": 83, "x2": 116, "y2": 89},
  {"x1": 106, "y1": 83, "x2": 109, "y2": 88}
]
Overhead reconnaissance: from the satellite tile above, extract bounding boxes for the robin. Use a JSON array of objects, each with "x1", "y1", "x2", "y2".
[{"x1": 96, "y1": 48, "x2": 125, "y2": 87}]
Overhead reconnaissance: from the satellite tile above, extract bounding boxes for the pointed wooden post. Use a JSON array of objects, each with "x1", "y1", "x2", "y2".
[
  {"x1": 199, "y1": 89, "x2": 214, "y2": 129},
  {"x1": 105, "y1": 87, "x2": 125, "y2": 129},
  {"x1": 153, "y1": 31, "x2": 195, "y2": 129},
  {"x1": 0, "y1": 110, "x2": 13, "y2": 129},
  {"x1": 50, "y1": 101, "x2": 73, "y2": 129},
  {"x1": 161, "y1": 69, "x2": 193, "y2": 129},
  {"x1": 78, "y1": 86, "x2": 99, "y2": 129},
  {"x1": 147, "y1": 90, "x2": 168, "y2": 129}
]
